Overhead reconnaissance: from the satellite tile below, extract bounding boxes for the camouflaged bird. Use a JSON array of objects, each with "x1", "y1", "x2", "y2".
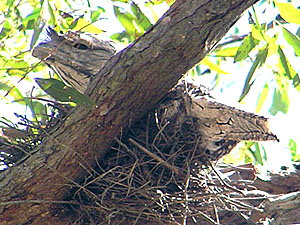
[
  {"x1": 157, "y1": 81, "x2": 278, "y2": 160},
  {"x1": 32, "y1": 29, "x2": 278, "y2": 160},
  {"x1": 32, "y1": 28, "x2": 116, "y2": 94}
]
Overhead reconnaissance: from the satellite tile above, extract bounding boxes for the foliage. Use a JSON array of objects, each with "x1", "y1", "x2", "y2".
[{"x1": 1, "y1": 0, "x2": 299, "y2": 166}]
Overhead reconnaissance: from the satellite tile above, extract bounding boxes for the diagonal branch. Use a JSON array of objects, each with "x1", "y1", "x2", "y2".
[{"x1": 0, "y1": 0, "x2": 258, "y2": 224}]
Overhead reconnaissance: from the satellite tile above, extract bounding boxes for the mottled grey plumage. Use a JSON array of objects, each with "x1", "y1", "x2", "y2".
[
  {"x1": 157, "y1": 81, "x2": 278, "y2": 160},
  {"x1": 32, "y1": 28, "x2": 116, "y2": 93}
]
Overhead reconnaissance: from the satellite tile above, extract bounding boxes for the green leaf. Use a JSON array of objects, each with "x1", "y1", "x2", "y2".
[
  {"x1": 0, "y1": 20, "x2": 12, "y2": 39},
  {"x1": 277, "y1": 46, "x2": 300, "y2": 91},
  {"x1": 268, "y1": 35, "x2": 279, "y2": 56},
  {"x1": 247, "y1": 142, "x2": 265, "y2": 165},
  {"x1": 24, "y1": 100, "x2": 47, "y2": 122},
  {"x1": 269, "y1": 88, "x2": 289, "y2": 115},
  {"x1": 0, "y1": 82, "x2": 10, "y2": 91},
  {"x1": 4, "y1": 86, "x2": 27, "y2": 106},
  {"x1": 201, "y1": 57, "x2": 228, "y2": 74},
  {"x1": 91, "y1": 7, "x2": 105, "y2": 23},
  {"x1": 195, "y1": 64, "x2": 201, "y2": 75},
  {"x1": 131, "y1": 2, "x2": 152, "y2": 33},
  {"x1": 215, "y1": 46, "x2": 239, "y2": 57},
  {"x1": 234, "y1": 34, "x2": 259, "y2": 62},
  {"x1": 111, "y1": 31, "x2": 131, "y2": 45},
  {"x1": 282, "y1": 27, "x2": 300, "y2": 57},
  {"x1": 289, "y1": 139, "x2": 299, "y2": 161},
  {"x1": 239, "y1": 47, "x2": 268, "y2": 102},
  {"x1": 22, "y1": 8, "x2": 41, "y2": 24},
  {"x1": 72, "y1": 17, "x2": 102, "y2": 34},
  {"x1": 256, "y1": 83, "x2": 269, "y2": 113},
  {"x1": 113, "y1": 6, "x2": 137, "y2": 40},
  {"x1": 252, "y1": 143, "x2": 264, "y2": 165},
  {"x1": 274, "y1": 0, "x2": 300, "y2": 25},
  {"x1": 278, "y1": 46, "x2": 292, "y2": 79},
  {"x1": 47, "y1": 1, "x2": 56, "y2": 25},
  {"x1": 35, "y1": 78, "x2": 95, "y2": 108}
]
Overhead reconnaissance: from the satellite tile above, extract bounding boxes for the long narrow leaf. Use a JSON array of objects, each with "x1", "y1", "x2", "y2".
[
  {"x1": 275, "y1": 0, "x2": 300, "y2": 25},
  {"x1": 234, "y1": 34, "x2": 259, "y2": 62},
  {"x1": 278, "y1": 46, "x2": 300, "y2": 91},
  {"x1": 131, "y1": 2, "x2": 152, "y2": 33},
  {"x1": 35, "y1": 78, "x2": 95, "y2": 108},
  {"x1": 239, "y1": 47, "x2": 268, "y2": 102},
  {"x1": 282, "y1": 27, "x2": 300, "y2": 57},
  {"x1": 278, "y1": 46, "x2": 292, "y2": 79},
  {"x1": 256, "y1": 83, "x2": 269, "y2": 113},
  {"x1": 114, "y1": 6, "x2": 136, "y2": 39}
]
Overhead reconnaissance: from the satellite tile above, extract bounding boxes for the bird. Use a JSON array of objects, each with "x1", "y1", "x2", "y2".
[
  {"x1": 156, "y1": 81, "x2": 278, "y2": 160},
  {"x1": 32, "y1": 28, "x2": 116, "y2": 94}
]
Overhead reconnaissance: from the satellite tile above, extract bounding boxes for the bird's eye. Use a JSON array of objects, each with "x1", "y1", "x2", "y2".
[{"x1": 73, "y1": 43, "x2": 88, "y2": 50}]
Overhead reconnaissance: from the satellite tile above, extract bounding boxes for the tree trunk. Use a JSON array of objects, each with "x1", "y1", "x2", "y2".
[{"x1": 0, "y1": 0, "x2": 258, "y2": 224}]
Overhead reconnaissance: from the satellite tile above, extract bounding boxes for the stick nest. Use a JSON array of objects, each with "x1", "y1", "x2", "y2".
[{"x1": 67, "y1": 83, "x2": 265, "y2": 224}]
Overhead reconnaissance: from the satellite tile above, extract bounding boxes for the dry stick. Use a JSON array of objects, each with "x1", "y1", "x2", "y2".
[
  {"x1": 128, "y1": 138, "x2": 179, "y2": 174},
  {"x1": 207, "y1": 159, "x2": 245, "y2": 196},
  {"x1": 213, "y1": 203, "x2": 220, "y2": 225}
]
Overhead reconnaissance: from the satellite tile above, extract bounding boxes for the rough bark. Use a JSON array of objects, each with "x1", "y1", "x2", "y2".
[{"x1": 0, "y1": 0, "x2": 258, "y2": 224}]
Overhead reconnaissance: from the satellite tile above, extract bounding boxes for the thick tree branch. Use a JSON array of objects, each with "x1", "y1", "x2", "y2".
[{"x1": 0, "y1": 0, "x2": 258, "y2": 224}]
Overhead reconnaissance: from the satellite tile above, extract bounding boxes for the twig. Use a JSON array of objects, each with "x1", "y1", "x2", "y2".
[
  {"x1": 128, "y1": 138, "x2": 179, "y2": 174},
  {"x1": 208, "y1": 160, "x2": 245, "y2": 196}
]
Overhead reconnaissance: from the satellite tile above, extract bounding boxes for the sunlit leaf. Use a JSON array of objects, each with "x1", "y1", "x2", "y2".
[
  {"x1": 0, "y1": 20, "x2": 12, "y2": 39},
  {"x1": 277, "y1": 46, "x2": 300, "y2": 91},
  {"x1": 289, "y1": 139, "x2": 299, "y2": 161},
  {"x1": 256, "y1": 83, "x2": 269, "y2": 113},
  {"x1": 48, "y1": 1, "x2": 56, "y2": 25},
  {"x1": 251, "y1": 23, "x2": 265, "y2": 41},
  {"x1": 131, "y1": 2, "x2": 152, "y2": 33},
  {"x1": 274, "y1": 0, "x2": 300, "y2": 25},
  {"x1": 269, "y1": 88, "x2": 289, "y2": 115},
  {"x1": 22, "y1": 8, "x2": 41, "y2": 24},
  {"x1": 278, "y1": 46, "x2": 292, "y2": 79},
  {"x1": 111, "y1": 31, "x2": 131, "y2": 45},
  {"x1": 215, "y1": 46, "x2": 239, "y2": 57},
  {"x1": 0, "y1": 83, "x2": 10, "y2": 91},
  {"x1": 146, "y1": 4, "x2": 159, "y2": 22},
  {"x1": 6, "y1": 86, "x2": 27, "y2": 106},
  {"x1": 239, "y1": 47, "x2": 268, "y2": 102},
  {"x1": 234, "y1": 33, "x2": 259, "y2": 62},
  {"x1": 91, "y1": 7, "x2": 105, "y2": 22},
  {"x1": 268, "y1": 36, "x2": 278, "y2": 56},
  {"x1": 195, "y1": 64, "x2": 201, "y2": 75},
  {"x1": 201, "y1": 57, "x2": 228, "y2": 74},
  {"x1": 114, "y1": 6, "x2": 137, "y2": 39},
  {"x1": 282, "y1": 27, "x2": 300, "y2": 57},
  {"x1": 35, "y1": 78, "x2": 95, "y2": 108},
  {"x1": 5, "y1": 60, "x2": 29, "y2": 69},
  {"x1": 72, "y1": 17, "x2": 102, "y2": 34},
  {"x1": 252, "y1": 143, "x2": 264, "y2": 165}
]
